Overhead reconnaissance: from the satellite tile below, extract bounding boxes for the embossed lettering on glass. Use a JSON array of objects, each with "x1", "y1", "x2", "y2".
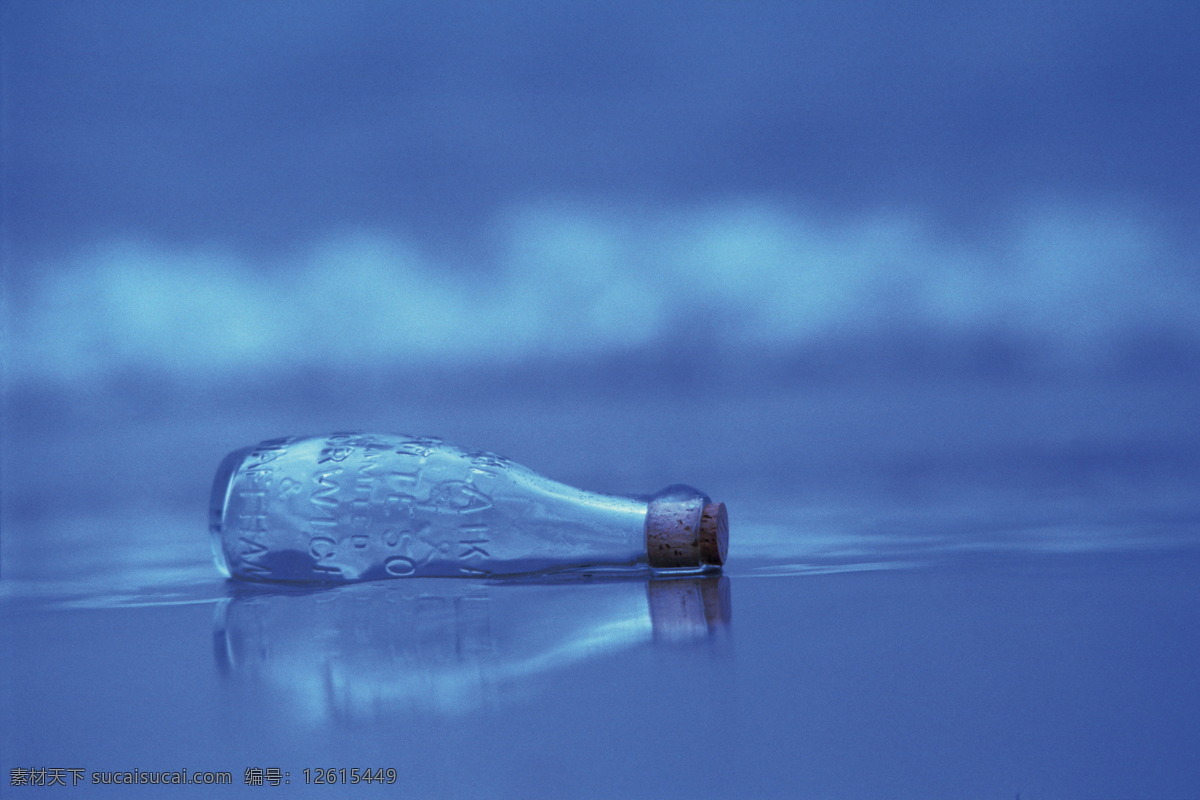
[{"x1": 210, "y1": 433, "x2": 729, "y2": 583}]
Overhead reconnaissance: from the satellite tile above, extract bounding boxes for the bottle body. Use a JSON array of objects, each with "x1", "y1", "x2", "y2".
[{"x1": 211, "y1": 433, "x2": 671, "y2": 583}]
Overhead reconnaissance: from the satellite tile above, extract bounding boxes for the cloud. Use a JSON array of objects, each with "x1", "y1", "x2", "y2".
[{"x1": 8, "y1": 200, "x2": 1197, "y2": 387}]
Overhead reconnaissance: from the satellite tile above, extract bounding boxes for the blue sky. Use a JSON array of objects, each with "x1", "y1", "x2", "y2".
[{"x1": 3, "y1": 0, "x2": 1198, "y2": 386}]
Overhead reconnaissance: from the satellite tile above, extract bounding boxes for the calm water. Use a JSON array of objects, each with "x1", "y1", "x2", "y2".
[
  {"x1": 3, "y1": 377, "x2": 1199, "y2": 798},
  {"x1": 4, "y1": 546, "x2": 1199, "y2": 799}
]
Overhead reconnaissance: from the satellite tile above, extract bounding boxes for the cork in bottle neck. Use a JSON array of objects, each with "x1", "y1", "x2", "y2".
[{"x1": 645, "y1": 485, "x2": 728, "y2": 569}]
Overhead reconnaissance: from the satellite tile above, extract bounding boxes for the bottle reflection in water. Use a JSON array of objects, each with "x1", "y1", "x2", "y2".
[
  {"x1": 210, "y1": 433, "x2": 728, "y2": 583},
  {"x1": 213, "y1": 576, "x2": 730, "y2": 719}
]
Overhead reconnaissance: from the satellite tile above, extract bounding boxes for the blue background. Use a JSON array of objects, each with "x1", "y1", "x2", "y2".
[
  {"x1": 4, "y1": 0, "x2": 1199, "y2": 390},
  {"x1": 2, "y1": 2, "x2": 1199, "y2": 797}
]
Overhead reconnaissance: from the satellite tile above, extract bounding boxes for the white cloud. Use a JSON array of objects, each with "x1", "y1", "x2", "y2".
[{"x1": 9, "y1": 200, "x2": 1197, "y2": 385}]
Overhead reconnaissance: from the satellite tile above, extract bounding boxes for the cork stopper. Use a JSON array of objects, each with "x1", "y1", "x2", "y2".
[
  {"x1": 645, "y1": 486, "x2": 728, "y2": 569},
  {"x1": 699, "y1": 501, "x2": 729, "y2": 566}
]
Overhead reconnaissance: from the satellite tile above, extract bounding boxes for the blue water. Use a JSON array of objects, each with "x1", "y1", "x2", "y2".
[
  {"x1": 4, "y1": 543, "x2": 1198, "y2": 798},
  {"x1": 3, "y1": 376, "x2": 1198, "y2": 798}
]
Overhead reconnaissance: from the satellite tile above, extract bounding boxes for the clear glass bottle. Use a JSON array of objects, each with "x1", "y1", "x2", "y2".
[{"x1": 210, "y1": 432, "x2": 728, "y2": 583}]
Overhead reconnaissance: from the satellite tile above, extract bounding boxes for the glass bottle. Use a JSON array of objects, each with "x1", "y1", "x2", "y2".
[{"x1": 210, "y1": 432, "x2": 728, "y2": 583}]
